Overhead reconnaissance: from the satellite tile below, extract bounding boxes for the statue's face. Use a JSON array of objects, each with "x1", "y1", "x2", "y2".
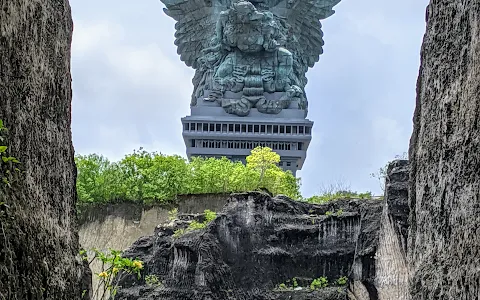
[{"x1": 235, "y1": 1, "x2": 263, "y2": 22}]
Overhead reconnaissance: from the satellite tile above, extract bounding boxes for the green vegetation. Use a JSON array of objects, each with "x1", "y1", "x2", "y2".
[
  {"x1": 168, "y1": 208, "x2": 178, "y2": 221},
  {"x1": 145, "y1": 274, "x2": 162, "y2": 287},
  {"x1": 275, "y1": 275, "x2": 347, "y2": 292},
  {"x1": 325, "y1": 209, "x2": 344, "y2": 217},
  {"x1": 0, "y1": 120, "x2": 20, "y2": 188},
  {"x1": 173, "y1": 209, "x2": 217, "y2": 237},
  {"x1": 75, "y1": 146, "x2": 376, "y2": 208},
  {"x1": 292, "y1": 277, "x2": 298, "y2": 289},
  {"x1": 81, "y1": 248, "x2": 143, "y2": 300},
  {"x1": 335, "y1": 276, "x2": 348, "y2": 286},
  {"x1": 310, "y1": 276, "x2": 328, "y2": 290},
  {"x1": 276, "y1": 277, "x2": 298, "y2": 291},
  {"x1": 75, "y1": 147, "x2": 300, "y2": 205},
  {"x1": 304, "y1": 191, "x2": 372, "y2": 204}
]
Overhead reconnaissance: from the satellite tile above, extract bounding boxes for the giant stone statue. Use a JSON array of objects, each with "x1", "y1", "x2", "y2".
[{"x1": 161, "y1": 0, "x2": 341, "y2": 117}]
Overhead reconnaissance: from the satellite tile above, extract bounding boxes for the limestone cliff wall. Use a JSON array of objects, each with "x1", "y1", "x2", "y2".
[
  {"x1": 116, "y1": 192, "x2": 382, "y2": 300},
  {"x1": 0, "y1": 1, "x2": 90, "y2": 299},
  {"x1": 78, "y1": 194, "x2": 229, "y2": 299},
  {"x1": 408, "y1": 1, "x2": 480, "y2": 299},
  {"x1": 374, "y1": 160, "x2": 409, "y2": 300},
  {"x1": 79, "y1": 194, "x2": 229, "y2": 251},
  {"x1": 78, "y1": 166, "x2": 409, "y2": 300},
  {"x1": 112, "y1": 176, "x2": 411, "y2": 300}
]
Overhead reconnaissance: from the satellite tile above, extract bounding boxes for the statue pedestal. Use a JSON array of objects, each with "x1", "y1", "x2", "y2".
[{"x1": 181, "y1": 106, "x2": 313, "y2": 176}]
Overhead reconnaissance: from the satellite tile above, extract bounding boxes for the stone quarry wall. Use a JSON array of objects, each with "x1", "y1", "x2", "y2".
[
  {"x1": 110, "y1": 162, "x2": 410, "y2": 300},
  {"x1": 78, "y1": 193, "x2": 229, "y2": 298},
  {"x1": 0, "y1": 1, "x2": 90, "y2": 299},
  {"x1": 374, "y1": 160, "x2": 410, "y2": 300},
  {"x1": 77, "y1": 164, "x2": 410, "y2": 300},
  {"x1": 79, "y1": 193, "x2": 229, "y2": 251},
  {"x1": 408, "y1": 1, "x2": 480, "y2": 299}
]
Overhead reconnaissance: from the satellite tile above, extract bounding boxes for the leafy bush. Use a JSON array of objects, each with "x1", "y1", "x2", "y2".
[
  {"x1": 0, "y1": 120, "x2": 20, "y2": 188},
  {"x1": 370, "y1": 152, "x2": 407, "y2": 192},
  {"x1": 145, "y1": 274, "x2": 162, "y2": 287},
  {"x1": 275, "y1": 277, "x2": 299, "y2": 291},
  {"x1": 168, "y1": 208, "x2": 178, "y2": 221},
  {"x1": 292, "y1": 277, "x2": 298, "y2": 289},
  {"x1": 310, "y1": 276, "x2": 328, "y2": 290},
  {"x1": 82, "y1": 248, "x2": 143, "y2": 300},
  {"x1": 204, "y1": 209, "x2": 217, "y2": 223},
  {"x1": 336, "y1": 276, "x2": 348, "y2": 286},
  {"x1": 75, "y1": 147, "x2": 301, "y2": 205},
  {"x1": 305, "y1": 191, "x2": 372, "y2": 204},
  {"x1": 174, "y1": 210, "x2": 217, "y2": 238},
  {"x1": 187, "y1": 220, "x2": 206, "y2": 230}
]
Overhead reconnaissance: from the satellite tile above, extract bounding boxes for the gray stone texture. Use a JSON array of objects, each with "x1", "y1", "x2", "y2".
[
  {"x1": 0, "y1": 1, "x2": 91, "y2": 299},
  {"x1": 113, "y1": 163, "x2": 411, "y2": 300},
  {"x1": 78, "y1": 194, "x2": 230, "y2": 299},
  {"x1": 408, "y1": 1, "x2": 480, "y2": 298},
  {"x1": 374, "y1": 160, "x2": 410, "y2": 300}
]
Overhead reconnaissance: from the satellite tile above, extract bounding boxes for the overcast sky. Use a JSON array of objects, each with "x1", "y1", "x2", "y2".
[{"x1": 70, "y1": 0, "x2": 429, "y2": 197}]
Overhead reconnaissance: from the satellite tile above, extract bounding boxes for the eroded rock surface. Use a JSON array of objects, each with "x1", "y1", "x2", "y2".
[
  {"x1": 408, "y1": 1, "x2": 480, "y2": 299},
  {"x1": 114, "y1": 170, "x2": 411, "y2": 300},
  {"x1": 0, "y1": 1, "x2": 90, "y2": 299},
  {"x1": 374, "y1": 160, "x2": 410, "y2": 300}
]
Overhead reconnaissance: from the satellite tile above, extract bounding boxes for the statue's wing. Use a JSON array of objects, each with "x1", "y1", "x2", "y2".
[
  {"x1": 161, "y1": 0, "x2": 231, "y2": 68},
  {"x1": 274, "y1": 0, "x2": 341, "y2": 68}
]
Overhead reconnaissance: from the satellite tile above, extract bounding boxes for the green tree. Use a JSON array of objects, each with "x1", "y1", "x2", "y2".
[
  {"x1": 229, "y1": 161, "x2": 259, "y2": 192},
  {"x1": 188, "y1": 157, "x2": 236, "y2": 194},
  {"x1": 117, "y1": 148, "x2": 155, "y2": 200},
  {"x1": 246, "y1": 146, "x2": 280, "y2": 187},
  {"x1": 75, "y1": 147, "x2": 302, "y2": 205},
  {"x1": 75, "y1": 154, "x2": 123, "y2": 203}
]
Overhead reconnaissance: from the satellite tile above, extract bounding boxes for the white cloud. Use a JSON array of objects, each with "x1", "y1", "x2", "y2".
[
  {"x1": 71, "y1": 18, "x2": 193, "y2": 161},
  {"x1": 72, "y1": 21, "x2": 124, "y2": 54},
  {"x1": 371, "y1": 116, "x2": 409, "y2": 160}
]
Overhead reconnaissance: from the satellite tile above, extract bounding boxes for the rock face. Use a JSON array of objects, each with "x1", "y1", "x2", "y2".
[
  {"x1": 0, "y1": 1, "x2": 90, "y2": 299},
  {"x1": 78, "y1": 194, "x2": 230, "y2": 298},
  {"x1": 408, "y1": 1, "x2": 480, "y2": 299},
  {"x1": 373, "y1": 160, "x2": 409, "y2": 300},
  {"x1": 115, "y1": 164, "x2": 410, "y2": 300}
]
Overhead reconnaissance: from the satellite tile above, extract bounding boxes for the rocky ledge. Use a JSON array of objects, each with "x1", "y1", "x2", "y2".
[{"x1": 115, "y1": 161, "x2": 409, "y2": 300}]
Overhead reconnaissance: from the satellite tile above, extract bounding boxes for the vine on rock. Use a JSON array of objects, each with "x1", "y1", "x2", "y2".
[
  {"x1": 0, "y1": 120, "x2": 20, "y2": 189},
  {"x1": 0, "y1": 120, "x2": 21, "y2": 300}
]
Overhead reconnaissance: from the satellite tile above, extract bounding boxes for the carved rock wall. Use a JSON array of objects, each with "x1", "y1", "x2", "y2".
[
  {"x1": 116, "y1": 193, "x2": 381, "y2": 300},
  {"x1": 374, "y1": 160, "x2": 409, "y2": 300},
  {"x1": 78, "y1": 194, "x2": 229, "y2": 298},
  {"x1": 408, "y1": 1, "x2": 480, "y2": 299},
  {"x1": 0, "y1": 1, "x2": 90, "y2": 299},
  {"x1": 114, "y1": 166, "x2": 411, "y2": 300}
]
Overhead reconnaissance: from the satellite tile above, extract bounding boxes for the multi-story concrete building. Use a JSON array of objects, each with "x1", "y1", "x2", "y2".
[{"x1": 181, "y1": 100, "x2": 312, "y2": 176}]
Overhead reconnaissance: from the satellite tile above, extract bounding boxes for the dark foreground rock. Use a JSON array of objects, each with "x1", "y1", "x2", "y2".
[
  {"x1": 115, "y1": 163, "x2": 409, "y2": 300},
  {"x1": 0, "y1": 1, "x2": 91, "y2": 299},
  {"x1": 408, "y1": 1, "x2": 480, "y2": 299}
]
